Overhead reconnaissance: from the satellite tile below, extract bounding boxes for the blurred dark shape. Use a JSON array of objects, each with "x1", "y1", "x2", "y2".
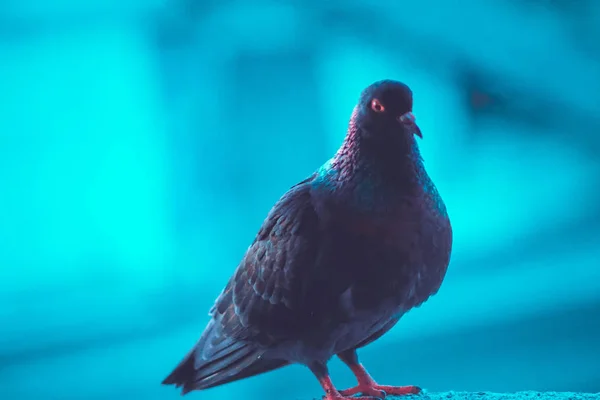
[{"x1": 460, "y1": 66, "x2": 600, "y2": 157}]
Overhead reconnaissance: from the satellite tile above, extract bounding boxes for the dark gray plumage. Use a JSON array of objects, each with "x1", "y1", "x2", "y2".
[{"x1": 162, "y1": 80, "x2": 452, "y2": 400}]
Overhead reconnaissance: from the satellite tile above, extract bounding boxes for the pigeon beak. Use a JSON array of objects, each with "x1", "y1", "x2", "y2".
[
  {"x1": 397, "y1": 112, "x2": 422, "y2": 138},
  {"x1": 413, "y1": 125, "x2": 422, "y2": 138}
]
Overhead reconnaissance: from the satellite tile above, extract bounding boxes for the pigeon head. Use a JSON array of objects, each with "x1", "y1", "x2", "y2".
[{"x1": 353, "y1": 80, "x2": 422, "y2": 140}]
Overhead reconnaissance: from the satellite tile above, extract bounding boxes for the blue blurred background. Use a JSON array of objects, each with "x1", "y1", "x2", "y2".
[{"x1": 1, "y1": 0, "x2": 600, "y2": 399}]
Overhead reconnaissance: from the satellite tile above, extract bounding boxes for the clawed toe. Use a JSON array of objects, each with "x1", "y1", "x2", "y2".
[
  {"x1": 337, "y1": 384, "x2": 421, "y2": 398},
  {"x1": 339, "y1": 385, "x2": 386, "y2": 398},
  {"x1": 376, "y1": 385, "x2": 422, "y2": 396},
  {"x1": 325, "y1": 393, "x2": 385, "y2": 400}
]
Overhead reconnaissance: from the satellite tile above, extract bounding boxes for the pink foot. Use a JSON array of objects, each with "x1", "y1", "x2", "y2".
[
  {"x1": 339, "y1": 385, "x2": 386, "y2": 398},
  {"x1": 373, "y1": 385, "x2": 421, "y2": 396},
  {"x1": 325, "y1": 394, "x2": 385, "y2": 400},
  {"x1": 339, "y1": 383, "x2": 421, "y2": 397}
]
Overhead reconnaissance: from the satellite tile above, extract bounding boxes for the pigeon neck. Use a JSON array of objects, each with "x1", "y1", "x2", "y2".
[{"x1": 332, "y1": 126, "x2": 426, "y2": 188}]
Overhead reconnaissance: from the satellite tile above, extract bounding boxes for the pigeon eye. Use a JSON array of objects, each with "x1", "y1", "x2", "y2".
[{"x1": 370, "y1": 99, "x2": 385, "y2": 113}]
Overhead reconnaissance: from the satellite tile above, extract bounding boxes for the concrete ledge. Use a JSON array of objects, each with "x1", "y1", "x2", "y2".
[{"x1": 392, "y1": 392, "x2": 599, "y2": 400}]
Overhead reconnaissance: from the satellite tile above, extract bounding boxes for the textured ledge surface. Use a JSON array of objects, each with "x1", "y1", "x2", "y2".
[
  {"x1": 380, "y1": 392, "x2": 600, "y2": 400},
  {"x1": 366, "y1": 390, "x2": 600, "y2": 400}
]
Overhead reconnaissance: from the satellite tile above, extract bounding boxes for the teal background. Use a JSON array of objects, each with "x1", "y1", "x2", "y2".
[{"x1": 1, "y1": 1, "x2": 600, "y2": 399}]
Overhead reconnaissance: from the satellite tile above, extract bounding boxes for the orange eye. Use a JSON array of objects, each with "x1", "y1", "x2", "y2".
[{"x1": 371, "y1": 98, "x2": 385, "y2": 113}]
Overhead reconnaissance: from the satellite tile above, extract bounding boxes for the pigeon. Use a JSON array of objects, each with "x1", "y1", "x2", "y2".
[{"x1": 162, "y1": 79, "x2": 453, "y2": 400}]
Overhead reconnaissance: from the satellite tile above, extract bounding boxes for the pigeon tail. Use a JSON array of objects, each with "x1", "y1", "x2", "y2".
[
  {"x1": 162, "y1": 323, "x2": 289, "y2": 395},
  {"x1": 162, "y1": 345, "x2": 289, "y2": 394}
]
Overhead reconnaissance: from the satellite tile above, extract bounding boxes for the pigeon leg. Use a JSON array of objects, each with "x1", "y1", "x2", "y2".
[
  {"x1": 309, "y1": 361, "x2": 384, "y2": 400},
  {"x1": 337, "y1": 349, "x2": 421, "y2": 397}
]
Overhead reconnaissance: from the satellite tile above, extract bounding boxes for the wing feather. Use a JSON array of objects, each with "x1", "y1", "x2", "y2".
[
  {"x1": 162, "y1": 176, "x2": 321, "y2": 393},
  {"x1": 223, "y1": 177, "x2": 321, "y2": 343}
]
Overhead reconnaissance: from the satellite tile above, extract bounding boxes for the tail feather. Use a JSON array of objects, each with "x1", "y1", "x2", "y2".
[
  {"x1": 162, "y1": 344, "x2": 288, "y2": 394},
  {"x1": 163, "y1": 308, "x2": 291, "y2": 394},
  {"x1": 162, "y1": 348, "x2": 196, "y2": 388},
  {"x1": 198, "y1": 358, "x2": 289, "y2": 389},
  {"x1": 190, "y1": 345, "x2": 259, "y2": 390}
]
